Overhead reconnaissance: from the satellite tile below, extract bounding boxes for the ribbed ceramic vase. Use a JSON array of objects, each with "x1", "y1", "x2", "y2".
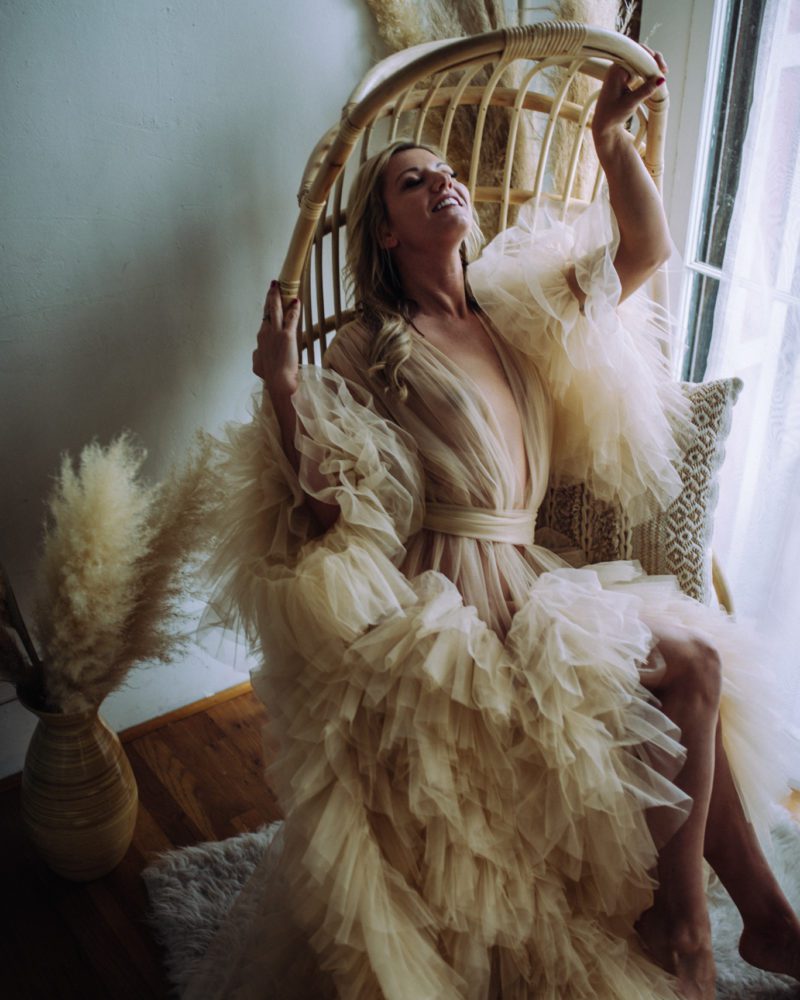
[{"x1": 19, "y1": 689, "x2": 138, "y2": 881}]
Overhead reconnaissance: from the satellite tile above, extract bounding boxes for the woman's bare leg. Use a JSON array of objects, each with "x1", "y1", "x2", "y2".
[
  {"x1": 638, "y1": 629, "x2": 800, "y2": 993},
  {"x1": 637, "y1": 630, "x2": 721, "y2": 1000},
  {"x1": 703, "y1": 724, "x2": 800, "y2": 979}
]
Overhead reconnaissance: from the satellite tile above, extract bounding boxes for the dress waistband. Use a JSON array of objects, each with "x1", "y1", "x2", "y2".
[{"x1": 422, "y1": 502, "x2": 536, "y2": 545}]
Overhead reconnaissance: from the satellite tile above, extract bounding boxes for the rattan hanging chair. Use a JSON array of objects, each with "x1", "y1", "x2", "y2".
[{"x1": 272, "y1": 20, "x2": 735, "y2": 613}]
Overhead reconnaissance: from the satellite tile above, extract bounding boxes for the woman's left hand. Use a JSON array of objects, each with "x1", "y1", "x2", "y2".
[
  {"x1": 588, "y1": 44, "x2": 672, "y2": 301},
  {"x1": 592, "y1": 45, "x2": 667, "y2": 149}
]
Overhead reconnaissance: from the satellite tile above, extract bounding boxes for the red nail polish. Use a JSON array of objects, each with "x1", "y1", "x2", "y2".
[
  {"x1": 656, "y1": 76, "x2": 665, "y2": 86},
  {"x1": 270, "y1": 280, "x2": 278, "y2": 288}
]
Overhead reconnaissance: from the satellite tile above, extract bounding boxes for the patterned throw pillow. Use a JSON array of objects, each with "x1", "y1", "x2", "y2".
[{"x1": 539, "y1": 378, "x2": 743, "y2": 604}]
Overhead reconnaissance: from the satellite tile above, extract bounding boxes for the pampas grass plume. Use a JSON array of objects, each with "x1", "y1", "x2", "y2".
[
  {"x1": 30, "y1": 433, "x2": 217, "y2": 713},
  {"x1": 117, "y1": 434, "x2": 221, "y2": 678},
  {"x1": 35, "y1": 436, "x2": 156, "y2": 711}
]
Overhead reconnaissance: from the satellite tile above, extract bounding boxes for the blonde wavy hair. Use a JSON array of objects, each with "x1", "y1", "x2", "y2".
[{"x1": 345, "y1": 141, "x2": 483, "y2": 401}]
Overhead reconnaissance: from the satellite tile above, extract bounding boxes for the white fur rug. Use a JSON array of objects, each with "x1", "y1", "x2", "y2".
[{"x1": 143, "y1": 819, "x2": 800, "y2": 999}]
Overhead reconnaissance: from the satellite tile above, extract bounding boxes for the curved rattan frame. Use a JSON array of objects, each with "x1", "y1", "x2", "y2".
[{"x1": 277, "y1": 22, "x2": 666, "y2": 364}]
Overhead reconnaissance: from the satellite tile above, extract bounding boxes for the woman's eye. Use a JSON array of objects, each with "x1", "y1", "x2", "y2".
[{"x1": 403, "y1": 177, "x2": 423, "y2": 189}]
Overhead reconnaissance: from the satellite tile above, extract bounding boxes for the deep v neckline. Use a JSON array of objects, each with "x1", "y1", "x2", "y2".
[{"x1": 408, "y1": 313, "x2": 532, "y2": 505}]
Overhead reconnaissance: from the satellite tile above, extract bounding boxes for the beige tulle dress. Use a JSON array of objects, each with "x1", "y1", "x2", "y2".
[{"x1": 186, "y1": 195, "x2": 789, "y2": 1000}]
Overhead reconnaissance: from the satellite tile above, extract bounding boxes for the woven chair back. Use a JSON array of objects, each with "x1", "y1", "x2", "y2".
[{"x1": 278, "y1": 21, "x2": 667, "y2": 364}]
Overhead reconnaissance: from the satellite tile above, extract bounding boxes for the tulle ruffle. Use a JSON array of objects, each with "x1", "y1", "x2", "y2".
[
  {"x1": 597, "y1": 561, "x2": 793, "y2": 848},
  {"x1": 196, "y1": 369, "x2": 699, "y2": 999},
  {"x1": 203, "y1": 369, "x2": 425, "y2": 651},
  {"x1": 468, "y1": 192, "x2": 694, "y2": 525},
  {"x1": 190, "y1": 203, "x2": 791, "y2": 998}
]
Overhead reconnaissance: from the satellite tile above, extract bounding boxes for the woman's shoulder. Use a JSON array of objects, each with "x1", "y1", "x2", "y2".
[
  {"x1": 322, "y1": 317, "x2": 371, "y2": 372},
  {"x1": 321, "y1": 318, "x2": 386, "y2": 406}
]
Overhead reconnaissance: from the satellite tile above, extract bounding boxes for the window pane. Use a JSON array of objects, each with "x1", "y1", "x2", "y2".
[
  {"x1": 695, "y1": 0, "x2": 766, "y2": 270},
  {"x1": 682, "y1": 271, "x2": 721, "y2": 382}
]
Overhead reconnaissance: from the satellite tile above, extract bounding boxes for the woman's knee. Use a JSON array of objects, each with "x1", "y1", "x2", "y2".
[
  {"x1": 685, "y1": 638, "x2": 722, "y2": 705},
  {"x1": 655, "y1": 633, "x2": 723, "y2": 707}
]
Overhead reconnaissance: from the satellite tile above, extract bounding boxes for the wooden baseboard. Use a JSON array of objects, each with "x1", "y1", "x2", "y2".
[
  {"x1": 0, "y1": 680, "x2": 254, "y2": 793},
  {"x1": 119, "y1": 681, "x2": 253, "y2": 743}
]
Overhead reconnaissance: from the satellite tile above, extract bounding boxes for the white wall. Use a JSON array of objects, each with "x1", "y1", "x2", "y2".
[
  {"x1": 640, "y1": 0, "x2": 717, "y2": 257},
  {"x1": 0, "y1": 0, "x2": 380, "y2": 777}
]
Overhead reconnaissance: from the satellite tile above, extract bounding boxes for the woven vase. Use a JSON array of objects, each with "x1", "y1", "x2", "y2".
[{"x1": 19, "y1": 689, "x2": 138, "y2": 881}]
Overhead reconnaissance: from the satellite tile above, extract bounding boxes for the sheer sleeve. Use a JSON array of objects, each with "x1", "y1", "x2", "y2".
[
  {"x1": 468, "y1": 192, "x2": 693, "y2": 525},
  {"x1": 204, "y1": 365, "x2": 425, "y2": 648}
]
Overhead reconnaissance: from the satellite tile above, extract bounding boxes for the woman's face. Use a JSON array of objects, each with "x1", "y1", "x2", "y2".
[{"x1": 379, "y1": 147, "x2": 472, "y2": 255}]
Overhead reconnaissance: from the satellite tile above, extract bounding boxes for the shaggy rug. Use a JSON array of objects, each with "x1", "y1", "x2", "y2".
[{"x1": 143, "y1": 819, "x2": 800, "y2": 998}]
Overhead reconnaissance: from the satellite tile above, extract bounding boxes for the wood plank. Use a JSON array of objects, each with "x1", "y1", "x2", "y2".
[
  {"x1": 131, "y1": 801, "x2": 177, "y2": 861},
  {"x1": 53, "y1": 882, "x2": 163, "y2": 1000},
  {"x1": 128, "y1": 736, "x2": 218, "y2": 845},
  {"x1": 86, "y1": 878, "x2": 166, "y2": 995},
  {"x1": 154, "y1": 713, "x2": 253, "y2": 841},
  {"x1": 1, "y1": 826, "x2": 105, "y2": 999},
  {"x1": 160, "y1": 711, "x2": 279, "y2": 839},
  {"x1": 208, "y1": 692, "x2": 272, "y2": 770}
]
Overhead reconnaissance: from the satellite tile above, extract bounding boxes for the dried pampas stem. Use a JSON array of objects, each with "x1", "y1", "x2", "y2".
[
  {"x1": 0, "y1": 559, "x2": 41, "y2": 671},
  {"x1": 364, "y1": 0, "x2": 637, "y2": 221},
  {"x1": 115, "y1": 434, "x2": 221, "y2": 683},
  {"x1": 617, "y1": 0, "x2": 638, "y2": 35},
  {"x1": 548, "y1": 0, "x2": 619, "y2": 200},
  {"x1": 550, "y1": 1, "x2": 644, "y2": 198},
  {"x1": 0, "y1": 626, "x2": 29, "y2": 688},
  {"x1": 364, "y1": 0, "x2": 427, "y2": 52}
]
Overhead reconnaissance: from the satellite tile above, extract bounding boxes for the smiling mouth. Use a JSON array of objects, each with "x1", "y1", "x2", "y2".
[{"x1": 432, "y1": 196, "x2": 462, "y2": 213}]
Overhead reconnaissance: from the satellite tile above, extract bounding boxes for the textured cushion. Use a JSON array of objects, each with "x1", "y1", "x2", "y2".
[{"x1": 540, "y1": 378, "x2": 743, "y2": 603}]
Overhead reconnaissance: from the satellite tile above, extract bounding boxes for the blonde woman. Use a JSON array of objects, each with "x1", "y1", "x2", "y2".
[{"x1": 198, "y1": 54, "x2": 800, "y2": 1000}]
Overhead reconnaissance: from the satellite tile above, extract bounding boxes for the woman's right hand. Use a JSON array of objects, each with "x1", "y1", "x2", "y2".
[
  {"x1": 254, "y1": 282, "x2": 339, "y2": 532},
  {"x1": 253, "y1": 280, "x2": 301, "y2": 398}
]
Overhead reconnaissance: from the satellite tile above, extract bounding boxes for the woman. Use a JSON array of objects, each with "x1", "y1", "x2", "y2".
[{"x1": 198, "y1": 54, "x2": 800, "y2": 1000}]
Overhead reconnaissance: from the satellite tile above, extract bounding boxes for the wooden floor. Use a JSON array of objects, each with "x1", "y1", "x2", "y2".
[{"x1": 0, "y1": 685, "x2": 279, "y2": 1000}]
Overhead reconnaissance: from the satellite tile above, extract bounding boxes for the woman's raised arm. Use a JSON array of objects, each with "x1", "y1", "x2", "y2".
[{"x1": 566, "y1": 48, "x2": 672, "y2": 306}]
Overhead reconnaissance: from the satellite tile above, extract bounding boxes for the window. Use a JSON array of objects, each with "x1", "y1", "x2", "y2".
[
  {"x1": 677, "y1": 0, "x2": 800, "y2": 766},
  {"x1": 681, "y1": 0, "x2": 767, "y2": 381}
]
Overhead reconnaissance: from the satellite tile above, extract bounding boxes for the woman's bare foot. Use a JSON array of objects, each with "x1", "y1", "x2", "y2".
[
  {"x1": 739, "y1": 907, "x2": 800, "y2": 980},
  {"x1": 637, "y1": 906, "x2": 717, "y2": 1000}
]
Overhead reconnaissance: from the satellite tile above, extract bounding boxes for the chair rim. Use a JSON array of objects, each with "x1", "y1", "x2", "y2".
[{"x1": 277, "y1": 22, "x2": 668, "y2": 302}]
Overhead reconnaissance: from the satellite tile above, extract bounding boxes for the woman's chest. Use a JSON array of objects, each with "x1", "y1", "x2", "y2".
[
  {"x1": 413, "y1": 320, "x2": 529, "y2": 496},
  {"x1": 385, "y1": 342, "x2": 526, "y2": 508}
]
